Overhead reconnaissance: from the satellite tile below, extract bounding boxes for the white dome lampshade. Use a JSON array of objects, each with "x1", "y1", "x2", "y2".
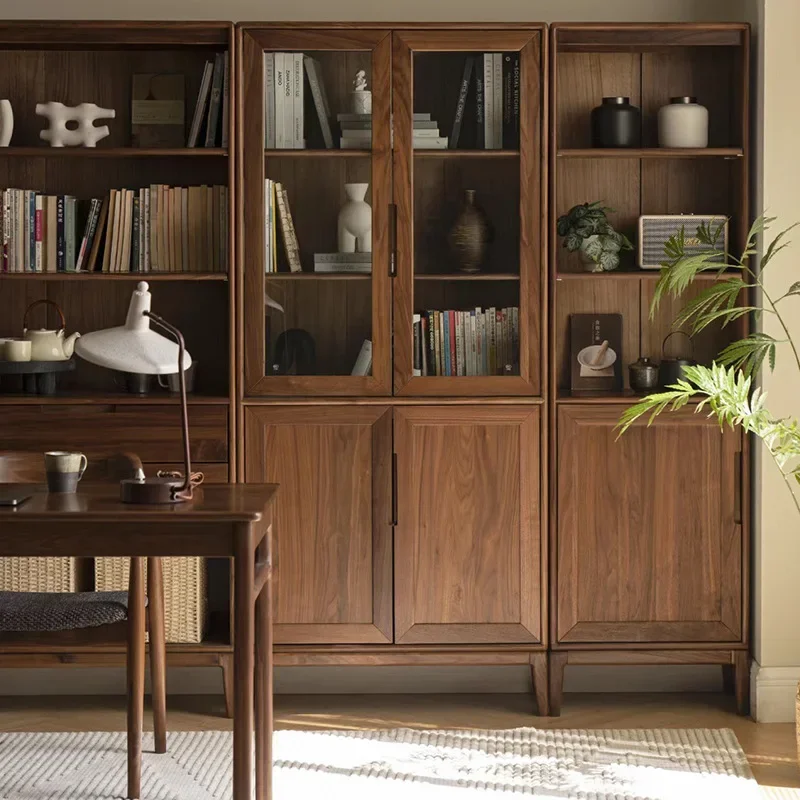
[{"x1": 75, "y1": 281, "x2": 192, "y2": 375}]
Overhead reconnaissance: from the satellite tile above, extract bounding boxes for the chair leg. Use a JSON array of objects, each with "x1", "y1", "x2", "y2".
[
  {"x1": 147, "y1": 556, "x2": 167, "y2": 754},
  {"x1": 221, "y1": 653, "x2": 234, "y2": 719},
  {"x1": 127, "y1": 557, "x2": 146, "y2": 800}
]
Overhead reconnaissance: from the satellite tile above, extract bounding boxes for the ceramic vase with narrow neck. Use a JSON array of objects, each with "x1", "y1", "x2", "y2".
[
  {"x1": 338, "y1": 183, "x2": 372, "y2": 253},
  {"x1": 448, "y1": 189, "x2": 492, "y2": 273}
]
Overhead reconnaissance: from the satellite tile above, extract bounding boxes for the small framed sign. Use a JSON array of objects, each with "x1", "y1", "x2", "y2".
[{"x1": 569, "y1": 313, "x2": 623, "y2": 396}]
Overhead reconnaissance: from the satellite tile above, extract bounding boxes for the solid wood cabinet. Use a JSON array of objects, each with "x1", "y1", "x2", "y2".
[
  {"x1": 244, "y1": 405, "x2": 392, "y2": 643},
  {"x1": 556, "y1": 405, "x2": 743, "y2": 645},
  {"x1": 394, "y1": 406, "x2": 542, "y2": 644}
]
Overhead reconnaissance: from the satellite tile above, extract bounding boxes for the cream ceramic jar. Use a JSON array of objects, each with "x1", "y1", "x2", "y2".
[{"x1": 658, "y1": 96, "x2": 709, "y2": 148}]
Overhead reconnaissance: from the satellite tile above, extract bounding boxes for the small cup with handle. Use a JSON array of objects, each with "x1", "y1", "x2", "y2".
[{"x1": 44, "y1": 451, "x2": 87, "y2": 494}]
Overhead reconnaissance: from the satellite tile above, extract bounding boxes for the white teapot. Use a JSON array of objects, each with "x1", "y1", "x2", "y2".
[{"x1": 23, "y1": 299, "x2": 80, "y2": 361}]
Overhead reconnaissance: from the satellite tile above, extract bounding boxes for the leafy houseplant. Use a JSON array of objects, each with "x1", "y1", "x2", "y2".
[
  {"x1": 617, "y1": 215, "x2": 800, "y2": 514},
  {"x1": 557, "y1": 201, "x2": 634, "y2": 273}
]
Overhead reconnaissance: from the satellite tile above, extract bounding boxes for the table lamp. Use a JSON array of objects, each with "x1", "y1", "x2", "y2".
[{"x1": 75, "y1": 281, "x2": 200, "y2": 504}]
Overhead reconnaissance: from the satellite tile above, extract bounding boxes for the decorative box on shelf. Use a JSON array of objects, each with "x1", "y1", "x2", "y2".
[{"x1": 0, "y1": 557, "x2": 79, "y2": 592}]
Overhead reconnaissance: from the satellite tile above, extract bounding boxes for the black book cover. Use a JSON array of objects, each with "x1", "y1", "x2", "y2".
[
  {"x1": 475, "y1": 62, "x2": 484, "y2": 149},
  {"x1": 450, "y1": 56, "x2": 474, "y2": 149},
  {"x1": 503, "y1": 53, "x2": 520, "y2": 148},
  {"x1": 56, "y1": 195, "x2": 65, "y2": 273}
]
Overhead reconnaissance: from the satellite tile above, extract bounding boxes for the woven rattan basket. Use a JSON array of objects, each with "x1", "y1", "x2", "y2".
[
  {"x1": 0, "y1": 557, "x2": 78, "y2": 592},
  {"x1": 95, "y1": 557, "x2": 207, "y2": 643}
]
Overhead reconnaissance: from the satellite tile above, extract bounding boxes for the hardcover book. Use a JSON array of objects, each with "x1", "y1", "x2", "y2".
[
  {"x1": 131, "y1": 73, "x2": 185, "y2": 148},
  {"x1": 569, "y1": 313, "x2": 623, "y2": 396}
]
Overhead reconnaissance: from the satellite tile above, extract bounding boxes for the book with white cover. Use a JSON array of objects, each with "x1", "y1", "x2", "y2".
[
  {"x1": 282, "y1": 55, "x2": 293, "y2": 149},
  {"x1": 292, "y1": 52, "x2": 304, "y2": 149},
  {"x1": 264, "y1": 53, "x2": 275, "y2": 148},
  {"x1": 304, "y1": 56, "x2": 334, "y2": 148},
  {"x1": 483, "y1": 54, "x2": 494, "y2": 149},
  {"x1": 351, "y1": 339, "x2": 373, "y2": 376},
  {"x1": 275, "y1": 53, "x2": 285, "y2": 148}
]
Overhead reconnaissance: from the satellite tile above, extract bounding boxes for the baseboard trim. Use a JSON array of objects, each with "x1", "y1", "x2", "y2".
[{"x1": 752, "y1": 661, "x2": 800, "y2": 722}]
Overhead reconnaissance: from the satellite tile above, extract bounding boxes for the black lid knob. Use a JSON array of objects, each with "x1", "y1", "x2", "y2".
[
  {"x1": 670, "y1": 96, "x2": 698, "y2": 104},
  {"x1": 602, "y1": 96, "x2": 630, "y2": 105}
]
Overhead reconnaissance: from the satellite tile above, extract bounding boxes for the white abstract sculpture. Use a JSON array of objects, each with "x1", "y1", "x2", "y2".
[
  {"x1": 36, "y1": 102, "x2": 115, "y2": 148},
  {"x1": 351, "y1": 70, "x2": 372, "y2": 115},
  {"x1": 0, "y1": 100, "x2": 13, "y2": 147},
  {"x1": 338, "y1": 183, "x2": 372, "y2": 253}
]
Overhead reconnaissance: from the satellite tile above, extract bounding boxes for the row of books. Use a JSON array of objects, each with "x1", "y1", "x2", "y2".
[
  {"x1": 0, "y1": 186, "x2": 227, "y2": 273},
  {"x1": 339, "y1": 112, "x2": 448, "y2": 150},
  {"x1": 264, "y1": 179, "x2": 300, "y2": 272},
  {"x1": 187, "y1": 52, "x2": 230, "y2": 147},
  {"x1": 264, "y1": 53, "x2": 330, "y2": 149},
  {"x1": 413, "y1": 307, "x2": 519, "y2": 377},
  {"x1": 450, "y1": 53, "x2": 520, "y2": 149}
]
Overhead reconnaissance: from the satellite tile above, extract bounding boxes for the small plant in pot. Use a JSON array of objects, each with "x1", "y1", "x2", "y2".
[{"x1": 557, "y1": 201, "x2": 633, "y2": 272}]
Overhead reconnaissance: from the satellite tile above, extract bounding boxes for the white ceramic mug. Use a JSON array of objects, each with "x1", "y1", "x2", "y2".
[
  {"x1": 44, "y1": 451, "x2": 88, "y2": 493},
  {"x1": 5, "y1": 338, "x2": 31, "y2": 362}
]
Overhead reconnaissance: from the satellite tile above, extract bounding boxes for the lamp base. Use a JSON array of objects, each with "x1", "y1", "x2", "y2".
[{"x1": 120, "y1": 476, "x2": 186, "y2": 504}]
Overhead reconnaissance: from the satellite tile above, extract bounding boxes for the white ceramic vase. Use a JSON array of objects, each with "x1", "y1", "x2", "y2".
[
  {"x1": 658, "y1": 96, "x2": 708, "y2": 148},
  {"x1": 0, "y1": 99, "x2": 13, "y2": 147},
  {"x1": 338, "y1": 183, "x2": 372, "y2": 253},
  {"x1": 351, "y1": 90, "x2": 372, "y2": 115}
]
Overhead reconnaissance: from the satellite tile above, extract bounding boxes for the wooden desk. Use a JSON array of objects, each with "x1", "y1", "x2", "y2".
[{"x1": 0, "y1": 483, "x2": 278, "y2": 800}]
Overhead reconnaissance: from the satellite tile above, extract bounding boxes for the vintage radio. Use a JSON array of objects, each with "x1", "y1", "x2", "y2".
[{"x1": 638, "y1": 214, "x2": 728, "y2": 269}]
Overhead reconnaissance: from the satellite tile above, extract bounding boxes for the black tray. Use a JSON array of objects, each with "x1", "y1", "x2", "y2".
[{"x1": 0, "y1": 358, "x2": 76, "y2": 395}]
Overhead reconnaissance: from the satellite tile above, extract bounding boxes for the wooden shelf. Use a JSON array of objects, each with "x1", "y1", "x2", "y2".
[
  {"x1": 0, "y1": 272, "x2": 228, "y2": 281},
  {"x1": 556, "y1": 392, "x2": 704, "y2": 405},
  {"x1": 415, "y1": 273, "x2": 520, "y2": 281},
  {"x1": 0, "y1": 147, "x2": 228, "y2": 159},
  {"x1": 415, "y1": 149, "x2": 520, "y2": 159},
  {"x1": 265, "y1": 149, "x2": 370, "y2": 158},
  {"x1": 555, "y1": 270, "x2": 741, "y2": 281},
  {"x1": 557, "y1": 147, "x2": 744, "y2": 159},
  {"x1": 266, "y1": 272, "x2": 371, "y2": 280},
  {"x1": 0, "y1": 393, "x2": 230, "y2": 405}
]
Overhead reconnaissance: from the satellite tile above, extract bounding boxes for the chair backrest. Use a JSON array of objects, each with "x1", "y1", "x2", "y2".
[{"x1": 0, "y1": 452, "x2": 144, "y2": 484}]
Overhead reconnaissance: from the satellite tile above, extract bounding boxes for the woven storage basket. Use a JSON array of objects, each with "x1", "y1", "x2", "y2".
[
  {"x1": 0, "y1": 557, "x2": 78, "y2": 592},
  {"x1": 95, "y1": 557, "x2": 207, "y2": 643}
]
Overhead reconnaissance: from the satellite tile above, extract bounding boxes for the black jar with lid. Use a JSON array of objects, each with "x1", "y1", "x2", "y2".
[{"x1": 591, "y1": 97, "x2": 641, "y2": 148}]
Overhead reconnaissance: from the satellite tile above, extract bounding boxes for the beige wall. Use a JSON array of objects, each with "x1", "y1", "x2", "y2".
[{"x1": 0, "y1": 0, "x2": 751, "y2": 22}]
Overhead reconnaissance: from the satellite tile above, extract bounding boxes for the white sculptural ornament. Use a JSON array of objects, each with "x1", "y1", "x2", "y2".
[
  {"x1": 338, "y1": 183, "x2": 372, "y2": 254},
  {"x1": 351, "y1": 70, "x2": 372, "y2": 115},
  {"x1": 36, "y1": 102, "x2": 115, "y2": 148},
  {"x1": 0, "y1": 100, "x2": 13, "y2": 147}
]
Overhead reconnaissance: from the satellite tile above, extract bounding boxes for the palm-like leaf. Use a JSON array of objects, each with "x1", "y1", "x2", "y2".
[{"x1": 716, "y1": 333, "x2": 778, "y2": 375}]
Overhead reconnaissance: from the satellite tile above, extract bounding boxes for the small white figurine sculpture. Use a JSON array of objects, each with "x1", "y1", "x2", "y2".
[
  {"x1": 351, "y1": 70, "x2": 372, "y2": 115},
  {"x1": 338, "y1": 183, "x2": 372, "y2": 253},
  {"x1": 0, "y1": 100, "x2": 13, "y2": 147},
  {"x1": 36, "y1": 102, "x2": 115, "y2": 147}
]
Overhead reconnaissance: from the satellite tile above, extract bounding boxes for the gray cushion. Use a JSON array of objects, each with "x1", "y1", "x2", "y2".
[{"x1": 0, "y1": 591, "x2": 132, "y2": 632}]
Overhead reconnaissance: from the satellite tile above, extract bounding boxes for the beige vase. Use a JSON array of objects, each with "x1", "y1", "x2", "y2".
[{"x1": 447, "y1": 189, "x2": 492, "y2": 273}]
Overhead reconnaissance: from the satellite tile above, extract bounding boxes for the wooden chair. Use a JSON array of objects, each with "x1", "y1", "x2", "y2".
[{"x1": 0, "y1": 451, "x2": 167, "y2": 799}]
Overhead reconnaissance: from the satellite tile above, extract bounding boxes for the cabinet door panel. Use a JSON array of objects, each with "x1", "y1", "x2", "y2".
[
  {"x1": 245, "y1": 406, "x2": 392, "y2": 643},
  {"x1": 557, "y1": 405, "x2": 742, "y2": 644},
  {"x1": 394, "y1": 406, "x2": 542, "y2": 644}
]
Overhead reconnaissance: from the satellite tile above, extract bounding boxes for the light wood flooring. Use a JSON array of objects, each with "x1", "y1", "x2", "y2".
[{"x1": 0, "y1": 693, "x2": 796, "y2": 796}]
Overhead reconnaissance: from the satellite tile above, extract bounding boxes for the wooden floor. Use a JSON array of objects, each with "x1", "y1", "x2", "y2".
[{"x1": 0, "y1": 693, "x2": 796, "y2": 795}]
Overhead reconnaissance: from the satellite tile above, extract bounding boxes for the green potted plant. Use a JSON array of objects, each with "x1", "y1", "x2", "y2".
[{"x1": 557, "y1": 201, "x2": 634, "y2": 272}]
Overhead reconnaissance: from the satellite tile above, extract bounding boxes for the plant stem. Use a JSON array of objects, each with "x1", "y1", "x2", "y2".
[{"x1": 756, "y1": 279, "x2": 800, "y2": 375}]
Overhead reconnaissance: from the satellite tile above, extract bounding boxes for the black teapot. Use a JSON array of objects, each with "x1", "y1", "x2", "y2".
[{"x1": 659, "y1": 331, "x2": 697, "y2": 388}]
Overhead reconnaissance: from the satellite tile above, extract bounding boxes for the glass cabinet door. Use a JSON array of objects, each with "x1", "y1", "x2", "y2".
[
  {"x1": 241, "y1": 29, "x2": 391, "y2": 395},
  {"x1": 392, "y1": 29, "x2": 544, "y2": 396}
]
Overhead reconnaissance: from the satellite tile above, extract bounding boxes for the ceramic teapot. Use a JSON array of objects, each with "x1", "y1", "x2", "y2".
[{"x1": 22, "y1": 299, "x2": 80, "y2": 361}]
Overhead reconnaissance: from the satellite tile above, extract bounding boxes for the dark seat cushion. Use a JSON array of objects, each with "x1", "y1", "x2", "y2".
[{"x1": 0, "y1": 591, "x2": 132, "y2": 632}]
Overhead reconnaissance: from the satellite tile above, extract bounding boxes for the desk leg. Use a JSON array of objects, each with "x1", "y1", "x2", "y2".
[
  {"x1": 127, "y1": 556, "x2": 146, "y2": 800},
  {"x1": 233, "y1": 527, "x2": 255, "y2": 800},
  {"x1": 255, "y1": 523, "x2": 273, "y2": 800}
]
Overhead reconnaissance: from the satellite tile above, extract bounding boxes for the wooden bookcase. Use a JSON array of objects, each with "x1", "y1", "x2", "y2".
[
  {"x1": 238, "y1": 22, "x2": 549, "y2": 712},
  {"x1": 548, "y1": 23, "x2": 751, "y2": 715},
  {"x1": 0, "y1": 22, "x2": 238, "y2": 695}
]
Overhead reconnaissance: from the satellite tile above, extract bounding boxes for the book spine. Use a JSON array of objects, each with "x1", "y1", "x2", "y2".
[
  {"x1": 413, "y1": 313, "x2": 421, "y2": 377},
  {"x1": 56, "y1": 195, "x2": 65, "y2": 272},
  {"x1": 34, "y1": 194, "x2": 43, "y2": 273},
  {"x1": 75, "y1": 198, "x2": 95, "y2": 272},
  {"x1": 448, "y1": 311, "x2": 457, "y2": 376},
  {"x1": 483, "y1": 54, "x2": 493, "y2": 150},
  {"x1": 1, "y1": 190, "x2": 8, "y2": 272},
  {"x1": 470, "y1": 311, "x2": 478, "y2": 376},
  {"x1": 511, "y1": 306, "x2": 519, "y2": 371},
  {"x1": 427, "y1": 312, "x2": 435, "y2": 377},
  {"x1": 443, "y1": 311, "x2": 451, "y2": 377},
  {"x1": 449, "y1": 56, "x2": 473, "y2": 149},
  {"x1": 182, "y1": 186, "x2": 190, "y2": 272},
  {"x1": 131, "y1": 196, "x2": 140, "y2": 272},
  {"x1": 24, "y1": 190, "x2": 33, "y2": 272},
  {"x1": 264, "y1": 53, "x2": 276, "y2": 149},
  {"x1": 493, "y1": 53, "x2": 502, "y2": 150},
  {"x1": 475, "y1": 65, "x2": 484, "y2": 149},
  {"x1": 420, "y1": 314, "x2": 428, "y2": 376},
  {"x1": 274, "y1": 53, "x2": 285, "y2": 149},
  {"x1": 221, "y1": 52, "x2": 230, "y2": 149},
  {"x1": 479, "y1": 309, "x2": 487, "y2": 376},
  {"x1": 292, "y1": 52, "x2": 304, "y2": 149},
  {"x1": 187, "y1": 61, "x2": 213, "y2": 147},
  {"x1": 454, "y1": 311, "x2": 463, "y2": 376},
  {"x1": 276, "y1": 184, "x2": 302, "y2": 272},
  {"x1": 304, "y1": 57, "x2": 333, "y2": 149},
  {"x1": 510, "y1": 53, "x2": 520, "y2": 149},
  {"x1": 16, "y1": 190, "x2": 24, "y2": 272},
  {"x1": 282, "y1": 55, "x2": 293, "y2": 150},
  {"x1": 205, "y1": 52, "x2": 225, "y2": 147}
]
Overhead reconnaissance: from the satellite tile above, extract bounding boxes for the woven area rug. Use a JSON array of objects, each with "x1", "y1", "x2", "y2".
[{"x1": 0, "y1": 728, "x2": 759, "y2": 799}]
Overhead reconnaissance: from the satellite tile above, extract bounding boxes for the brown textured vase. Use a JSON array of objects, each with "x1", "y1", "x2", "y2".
[{"x1": 447, "y1": 189, "x2": 492, "y2": 273}]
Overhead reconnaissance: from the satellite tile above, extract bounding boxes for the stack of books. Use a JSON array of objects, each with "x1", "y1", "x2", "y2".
[
  {"x1": 338, "y1": 112, "x2": 448, "y2": 150},
  {"x1": 0, "y1": 185, "x2": 227, "y2": 273},
  {"x1": 187, "y1": 52, "x2": 230, "y2": 147},
  {"x1": 314, "y1": 252, "x2": 371, "y2": 274},
  {"x1": 264, "y1": 179, "x2": 301, "y2": 272},
  {"x1": 449, "y1": 53, "x2": 520, "y2": 150},
  {"x1": 413, "y1": 307, "x2": 519, "y2": 377}
]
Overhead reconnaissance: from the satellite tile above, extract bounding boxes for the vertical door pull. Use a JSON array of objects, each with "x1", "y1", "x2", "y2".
[
  {"x1": 388, "y1": 203, "x2": 397, "y2": 277},
  {"x1": 391, "y1": 452, "x2": 398, "y2": 525}
]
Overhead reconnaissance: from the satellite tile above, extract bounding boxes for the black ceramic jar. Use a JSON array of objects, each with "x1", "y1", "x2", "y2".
[{"x1": 591, "y1": 96, "x2": 641, "y2": 148}]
